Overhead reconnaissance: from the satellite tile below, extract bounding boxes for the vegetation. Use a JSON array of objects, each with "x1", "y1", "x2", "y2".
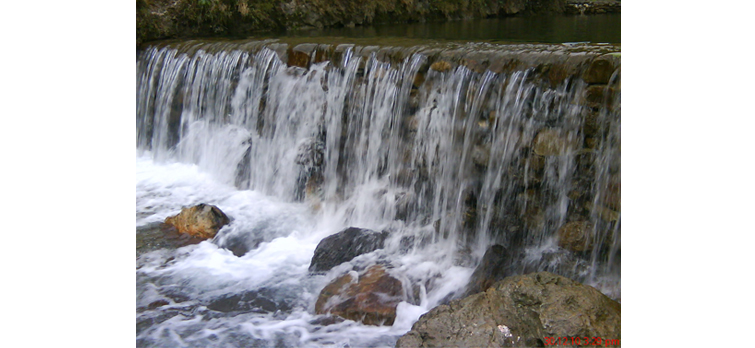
[{"x1": 136, "y1": 0, "x2": 616, "y2": 46}]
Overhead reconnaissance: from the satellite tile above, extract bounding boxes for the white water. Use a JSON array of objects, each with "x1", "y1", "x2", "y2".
[
  {"x1": 136, "y1": 40, "x2": 620, "y2": 347},
  {"x1": 137, "y1": 154, "x2": 472, "y2": 347}
]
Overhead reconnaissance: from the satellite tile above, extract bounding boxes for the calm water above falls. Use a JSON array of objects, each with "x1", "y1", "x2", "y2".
[
  {"x1": 274, "y1": 14, "x2": 620, "y2": 44},
  {"x1": 136, "y1": 37, "x2": 620, "y2": 347}
]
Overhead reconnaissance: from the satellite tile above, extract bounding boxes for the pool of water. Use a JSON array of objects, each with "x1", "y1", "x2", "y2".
[{"x1": 275, "y1": 14, "x2": 620, "y2": 45}]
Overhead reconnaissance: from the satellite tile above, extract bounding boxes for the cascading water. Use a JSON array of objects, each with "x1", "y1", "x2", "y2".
[{"x1": 136, "y1": 39, "x2": 620, "y2": 347}]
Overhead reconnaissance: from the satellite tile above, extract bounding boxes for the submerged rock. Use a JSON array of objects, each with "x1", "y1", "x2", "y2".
[
  {"x1": 315, "y1": 265, "x2": 403, "y2": 326},
  {"x1": 137, "y1": 222, "x2": 206, "y2": 256},
  {"x1": 206, "y1": 288, "x2": 292, "y2": 314},
  {"x1": 309, "y1": 227, "x2": 389, "y2": 273},
  {"x1": 164, "y1": 203, "x2": 230, "y2": 240},
  {"x1": 396, "y1": 272, "x2": 620, "y2": 348}
]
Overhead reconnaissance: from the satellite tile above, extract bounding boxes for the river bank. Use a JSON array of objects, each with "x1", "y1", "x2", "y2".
[{"x1": 136, "y1": 0, "x2": 620, "y2": 46}]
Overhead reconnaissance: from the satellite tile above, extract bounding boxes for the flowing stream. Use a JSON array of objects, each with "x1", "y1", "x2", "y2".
[{"x1": 136, "y1": 39, "x2": 620, "y2": 347}]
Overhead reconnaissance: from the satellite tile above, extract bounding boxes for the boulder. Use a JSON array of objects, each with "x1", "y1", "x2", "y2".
[
  {"x1": 396, "y1": 272, "x2": 620, "y2": 348},
  {"x1": 557, "y1": 221, "x2": 594, "y2": 253},
  {"x1": 315, "y1": 265, "x2": 404, "y2": 326},
  {"x1": 163, "y1": 204, "x2": 230, "y2": 240},
  {"x1": 309, "y1": 227, "x2": 389, "y2": 273}
]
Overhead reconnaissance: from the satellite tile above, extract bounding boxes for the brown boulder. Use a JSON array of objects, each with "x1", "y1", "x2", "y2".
[
  {"x1": 164, "y1": 204, "x2": 230, "y2": 240},
  {"x1": 315, "y1": 265, "x2": 404, "y2": 326},
  {"x1": 396, "y1": 272, "x2": 620, "y2": 348}
]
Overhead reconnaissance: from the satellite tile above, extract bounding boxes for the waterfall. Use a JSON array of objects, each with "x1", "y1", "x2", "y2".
[{"x1": 136, "y1": 39, "x2": 620, "y2": 347}]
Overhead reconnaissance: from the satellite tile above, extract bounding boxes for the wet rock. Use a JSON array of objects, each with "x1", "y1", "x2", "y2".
[
  {"x1": 583, "y1": 54, "x2": 621, "y2": 84},
  {"x1": 164, "y1": 204, "x2": 230, "y2": 240},
  {"x1": 585, "y1": 85, "x2": 617, "y2": 109},
  {"x1": 394, "y1": 190, "x2": 417, "y2": 221},
  {"x1": 601, "y1": 179, "x2": 621, "y2": 211},
  {"x1": 295, "y1": 137, "x2": 324, "y2": 168},
  {"x1": 464, "y1": 245, "x2": 518, "y2": 296},
  {"x1": 413, "y1": 72, "x2": 425, "y2": 88},
  {"x1": 315, "y1": 265, "x2": 404, "y2": 326},
  {"x1": 309, "y1": 315, "x2": 345, "y2": 326},
  {"x1": 545, "y1": 63, "x2": 569, "y2": 87},
  {"x1": 137, "y1": 299, "x2": 170, "y2": 313},
  {"x1": 557, "y1": 221, "x2": 594, "y2": 253},
  {"x1": 461, "y1": 57, "x2": 488, "y2": 74},
  {"x1": 215, "y1": 232, "x2": 265, "y2": 257},
  {"x1": 583, "y1": 108, "x2": 602, "y2": 138},
  {"x1": 396, "y1": 272, "x2": 620, "y2": 348},
  {"x1": 608, "y1": 148, "x2": 621, "y2": 173},
  {"x1": 532, "y1": 128, "x2": 580, "y2": 156},
  {"x1": 137, "y1": 222, "x2": 206, "y2": 256},
  {"x1": 315, "y1": 272, "x2": 357, "y2": 313},
  {"x1": 206, "y1": 288, "x2": 291, "y2": 314},
  {"x1": 403, "y1": 114, "x2": 420, "y2": 134},
  {"x1": 309, "y1": 227, "x2": 389, "y2": 273},
  {"x1": 595, "y1": 205, "x2": 620, "y2": 222},
  {"x1": 471, "y1": 144, "x2": 491, "y2": 167},
  {"x1": 429, "y1": 61, "x2": 452, "y2": 72},
  {"x1": 523, "y1": 206, "x2": 546, "y2": 232},
  {"x1": 527, "y1": 154, "x2": 546, "y2": 172},
  {"x1": 304, "y1": 171, "x2": 324, "y2": 203},
  {"x1": 585, "y1": 136, "x2": 599, "y2": 149},
  {"x1": 521, "y1": 247, "x2": 590, "y2": 276},
  {"x1": 288, "y1": 43, "x2": 317, "y2": 69}
]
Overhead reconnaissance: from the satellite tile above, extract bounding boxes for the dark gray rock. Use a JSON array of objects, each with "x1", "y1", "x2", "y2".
[
  {"x1": 397, "y1": 272, "x2": 620, "y2": 348},
  {"x1": 309, "y1": 227, "x2": 389, "y2": 273},
  {"x1": 206, "y1": 288, "x2": 292, "y2": 314}
]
